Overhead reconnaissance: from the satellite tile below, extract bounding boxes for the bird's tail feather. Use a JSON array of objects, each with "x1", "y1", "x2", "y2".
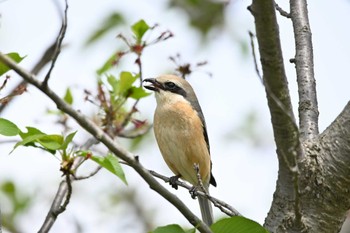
[{"x1": 198, "y1": 191, "x2": 213, "y2": 226}]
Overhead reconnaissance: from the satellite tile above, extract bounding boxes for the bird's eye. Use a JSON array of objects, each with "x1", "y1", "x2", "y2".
[{"x1": 164, "y1": 81, "x2": 177, "y2": 90}]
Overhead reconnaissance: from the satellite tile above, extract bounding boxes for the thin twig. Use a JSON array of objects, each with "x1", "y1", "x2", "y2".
[
  {"x1": 0, "y1": 53, "x2": 213, "y2": 233},
  {"x1": 149, "y1": 170, "x2": 241, "y2": 217},
  {"x1": 275, "y1": 2, "x2": 291, "y2": 18},
  {"x1": 249, "y1": 31, "x2": 297, "y2": 126},
  {"x1": 73, "y1": 166, "x2": 102, "y2": 180},
  {"x1": 249, "y1": 22, "x2": 303, "y2": 229},
  {"x1": 37, "y1": 138, "x2": 98, "y2": 233},
  {"x1": 0, "y1": 42, "x2": 57, "y2": 114},
  {"x1": 249, "y1": 31, "x2": 301, "y2": 148},
  {"x1": 43, "y1": 0, "x2": 68, "y2": 86}
]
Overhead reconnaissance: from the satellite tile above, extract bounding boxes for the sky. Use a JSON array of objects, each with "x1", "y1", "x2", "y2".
[{"x1": 0, "y1": 0, "x2": 350, "y2": 232}]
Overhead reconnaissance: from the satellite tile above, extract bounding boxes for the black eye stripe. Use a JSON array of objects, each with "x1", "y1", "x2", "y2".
[
  {"x1": 164, "y1": 81, "x2": 176, "y2": 89},
  {"x1": 163, "y1": 81, "x2": 187, "y2": 97}
]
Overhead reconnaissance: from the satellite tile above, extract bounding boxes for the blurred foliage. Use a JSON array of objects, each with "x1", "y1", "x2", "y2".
[
  {"x1": 0, "y1": 180, "x2": 33, "y2": 233},
  {"x1": 0, "y1": 53, "x2": 26, "y2": 76},
  {"x1": 168, "y1": 0, "x2": 226, "y2": 37},
  {"x1": 85, "y1": 13, "x2": 125, "y2": 46},
  {"x1": 225, "y1": 110, "x2": 272, "y2": 148}
]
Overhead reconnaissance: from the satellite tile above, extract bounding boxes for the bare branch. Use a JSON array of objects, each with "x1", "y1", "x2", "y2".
[
  {"x1": 249, "y1": 31, "x2": 298, "y2": 128},
  {"x1": 73, "y1": 166, "x2": 102, "y2": 180},
  {"x1": 0, "y1": 42, "x2": 57, "y2": 114},
  {"x1": 0, "y1": 52, "x2": 213, "y2": 233},
  {"x1": 149, "y1": 170, "x2": 241, "y2": 217},
  {"x1": 43, "y1": 0, "x2": 68, "y2": 86},
  {"x1": 249, "y1": 0, "x2": 304, "y2": 231},
  {"x1": 37, "y1": 138, "x2": 98, "y2": 233},
  {"x1": 290, "y1": 0, "x2": 319, "y2": 140},
  {"x1": 275, "y1": 2, "x2": 291, "y2": 18}
]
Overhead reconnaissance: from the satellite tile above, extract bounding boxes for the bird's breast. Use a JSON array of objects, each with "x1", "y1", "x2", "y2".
[{"x1": 153, "y1": 101, "x2": 211, "y2": 185}]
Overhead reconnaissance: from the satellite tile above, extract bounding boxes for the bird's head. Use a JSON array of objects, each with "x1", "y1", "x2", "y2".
[{"x1": 143, "y1": 74, "x2": 196, "y2": 106}]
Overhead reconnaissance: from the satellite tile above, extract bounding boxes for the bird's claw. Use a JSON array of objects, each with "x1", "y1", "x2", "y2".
[
  {"x1": 189, "y1": 186, "x2": 198, "y2": 199},
  {"x1": 169, "y1": 175, "x2": 180, "y2": 190}
]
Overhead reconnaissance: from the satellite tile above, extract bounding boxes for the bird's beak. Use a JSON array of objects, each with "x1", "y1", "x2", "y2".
[{"x1": 143, "y1": 78, "x2": 163, "y2": 92}]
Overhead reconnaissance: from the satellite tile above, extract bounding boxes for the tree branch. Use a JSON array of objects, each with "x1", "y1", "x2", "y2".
[
  {"x1": 0, "y1": 52, "x2": 213, "y2": 233},
  {"x1": 149, "y1": 170, "x2": 241, "y2": 217},
  {"x1": 43, "y1": 0, "x2": 68, "y2": 86},
  {"x1": 275, "y1": 2, "x2": 291, "y2": 18},
  {"x1": 299, "y1": 101, "x2": 350, "y2": 232},
  {"x1": 0, "y1": 42, "x2": 57, "y2": 114},
  {"x1": 248, "y1": 0, "x2": 304, "y2": 231},
  {"x1": 37, "y1": 138, "x2": 98, "y2": 233},
  {"x1": 290, "y1": 0, "x2": 319, "y2": 140}
]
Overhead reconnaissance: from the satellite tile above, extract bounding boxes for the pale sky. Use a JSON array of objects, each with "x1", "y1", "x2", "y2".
[{"x1": 0, "y1": 0, "x2": 349, "y2": 232}]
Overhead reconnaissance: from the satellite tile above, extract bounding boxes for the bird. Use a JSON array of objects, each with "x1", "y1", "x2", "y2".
[{"x1": 143, "y1": 74, "x2": 216, "y2": 226}]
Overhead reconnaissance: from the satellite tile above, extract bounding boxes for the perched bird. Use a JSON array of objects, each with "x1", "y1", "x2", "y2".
[{"x1": 143, "y1": 74, "x2": 216, "y2": 226}]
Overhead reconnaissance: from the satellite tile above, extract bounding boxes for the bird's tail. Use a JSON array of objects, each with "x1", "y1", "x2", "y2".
[{"x1": 198, "y1": 188, "x2": 213, "y2": 226}]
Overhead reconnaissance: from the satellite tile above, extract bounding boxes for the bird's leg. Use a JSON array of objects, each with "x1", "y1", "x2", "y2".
[
  {"x1": 189, "y1": 186, "x2": 198, "y2": 199},
  {"x1": 169, "y1": 174, "x2": 181, "y2": 190}
]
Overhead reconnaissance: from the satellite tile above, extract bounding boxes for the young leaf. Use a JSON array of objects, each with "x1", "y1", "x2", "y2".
[
  {"x1": 0, "y1": 118, "x2": 20, "y2": 136},
  {"x1": 150, "y1": 224, "x2": 193, "y2": 233},
  {"x1": 60, "y1": 131, "x2": 77, "y2": 150},
  {"x1": 129, "y1": 86, "x2": 151, "y2": 99},
  {"x1": 85, "y1": 13, "x2": 124, "y2": 46},
  {"x1": 13, "y1": 133, "x2": 46, "y2": 151},
  {"x1": 107, "y1": 74, "x2": 119, "y2": 94},
  {"x1": 119, "y1": 71, "x2": 138, "y2": 96},
  {"x1": 211, "y1": 216, "x2": 270, "y2": 233},
  {"x1": 37, "y1": 134, "x2": 64, "y2": 151},
  {"x1": 0, "y1": 53, "x2": 26, "y2": 76},
  {"x1": 131, "y1": 19, "x2": 150, "y2": 43},
  {"x1": 97, "y1": 51, "x2": 122, "y2": 75},
  {"x1": 63, "y1": 88, "x2": 73, "y2": 105},
  {"x1": 19, "y1": 127, "x2": 44, "y2": 139},
  {"x1": 80, "y1": 152, "x2": 127, "y2": 184}
]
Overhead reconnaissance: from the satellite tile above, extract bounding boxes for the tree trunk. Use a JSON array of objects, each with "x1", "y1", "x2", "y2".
[{"x1": 249, "y1": 0, "x2": 350, "y2": 232}]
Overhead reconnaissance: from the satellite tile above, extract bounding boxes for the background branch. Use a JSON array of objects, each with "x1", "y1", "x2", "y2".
[
  {"x1": 0, "y1": 42, "x2": 56, "y2": 114},
  {"x1": 248, "y1": 0, "x2": 304, "y2": 231},
  {"x1": 37, "y1": 138, "x2": 98, "y2": 233},
  {"x1": 43, "y1": 0, "x2": 68, "y2": 86},
  {"x1": 0, "y1": 52, "x2": 213, "y2": 233},
  {"x1": 290, "y1": 0, "x2": 319, "y2": 140}
]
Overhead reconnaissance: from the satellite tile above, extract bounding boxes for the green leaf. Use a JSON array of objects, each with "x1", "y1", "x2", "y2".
[
  {"x1": 119, "y1": 71, "x2": 138, "y2": 96},
  {"x1": 0, "y1": 53, "x2": 26, "y2": 76},
  {"x1": 129, "y1": 86, "x2": 151, "y2": 99},
  {"x1": 97, "y1": 51, "x2": 121, "y2": 75},
  {"x1": 0, "y1": 118, "x2": 20, "y2": 136},
  {"x1": 131, "y1": 19, "x2": 150, "y2": 43},
  {"x1": 85, "y1": 13, "x2": 124, "y2": 45},
  {"x1": 107, "y1": 74, "x2": 119, "y2": 94},
  {"x1": 14, "y1": 127, "x2": 64, "y2": 153},
  {"x1": 211, "y1": 216, "x2": 269, "y2": 233},
  {"x1": 13, "y1": 133, "x2": 46, "y2": 151},
  {"x1": 60, "y1": 131, "x2": 77, "y2": 150},
  {"x1": 37, "y1": 134, "x2": 64, "y2": 150},
  {"x1": 19, "y1": 127, "x2": 44, "y2": 139},
  {"x1": 81, "y1": 152, "x2": 127, "y2": 184},
  {"x1": 150, "y1": 224, "x2": 191, "y2": 233},
  {"x1": 63, "y1": 88, "x2": 73, "y2": 105}
]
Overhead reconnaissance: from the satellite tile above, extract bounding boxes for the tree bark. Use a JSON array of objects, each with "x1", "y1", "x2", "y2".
[{"x1": 250, "y1": 0, "x2": 350, "y2": 232}]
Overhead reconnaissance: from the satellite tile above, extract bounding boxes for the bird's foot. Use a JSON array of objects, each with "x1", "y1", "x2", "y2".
[
  {"x1": 189, "y1": 186, "x2": 198, "y2": 199},
  {"x1": 169, "y1": 175, "x2": 181, "y2": 190}
]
